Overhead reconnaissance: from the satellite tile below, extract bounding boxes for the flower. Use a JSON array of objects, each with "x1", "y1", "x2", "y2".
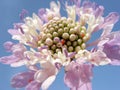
[{"x1": 0, "y1": 0, "x2": 120, "y2": 90}]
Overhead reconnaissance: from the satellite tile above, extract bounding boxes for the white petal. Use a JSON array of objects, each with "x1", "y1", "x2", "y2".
[
  {"x1": 41, "y1": 75, "x2": 56, "y2": 90},
  {"x1": 11, "y1": 60, "x2": 26, "y2": 67}
]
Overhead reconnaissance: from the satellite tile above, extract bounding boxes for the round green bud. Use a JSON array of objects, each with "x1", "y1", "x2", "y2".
[
  {"x1": 67, "y1": 18, "x2": 73, "y2": 23},
  {"x1": 81, "y1": 43, "x2": 86, "y2": 49},
  {"x1": 45, "y1": 38, "x2": 53, "y2": 46},
  {"x1": 73, "y1": 41, "x2": 77, "y2": 47},
  {"x1": 81, "y1": 26, "x2": 86, "y2": 30},
  {"x1": 67, "y1": 41, "x2": 71, "y2": 46},
  {"x1": 50, "y1": 27, "x2": 55, "y2": 33},
  {"x1": 80, "y1": 30, "x2": 86, "y2": 38},
  {"x1": 55, "y1": 25, "x2": 59, "y2": 30},
  {"x1": 53, "y1": 32, "x2": 59, "y2": 37},
  {"x1": 56, "y1": 49, "x2": 61, "y2": 53},
  {"x1": 51, "y1": 44, "x2": 56, "y2": 50},
  {"x1": 75, "y1": 46, "x2": 81, "y2": 52},
  {"x1": 47, "y1": 33, "x2": 52, "y2": 39},
  {"x1": 62, "y1": 33, "x2": 69, "y2": 40},
  {"x1": 42, "y1": 34, "x2": 47, "y2": 41},
  {"x1": 68, "y1": 46, "x2": 74, "y2": 52},
  {"x1": 64, "y1": 27, "x2": 69, "y2": 33},
  {"x1": 59, "y1": 23, "x2": 64, "y2": 28},
  {"x1": 77, "y1": 39, "x2": 82, "y2": 45},
  {"x1": 61, "y1": 17, "x2": 67, "y2": 21},
  {"x1": 62, "y1": 20, "x2": 67, "y2": 27},
  {"x1": 48, "y1": 24, "x2": 52, "y2": 29},
  {"x1": 69, "y1": 28, "x2": 75, "y2": 34},
  {"x1": 83, "y1": 33, "x2": 91, "y2": 42},
  {"x1": 69, "y1": 34, "x2": 76, "y2": 41},
  {"x1": 58, "y1": 28, "x2": 64, "y2": 36}
]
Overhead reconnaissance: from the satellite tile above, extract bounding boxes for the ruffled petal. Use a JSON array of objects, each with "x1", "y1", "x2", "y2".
[
  {"x1": 11, "y1": 71, "x2": 35, "y2": 88},
  {"x1": 26, "y1": 81, "x2": 41, "y2": 90},
  {"x1": 41, "y1": 75, "x2": 56, "y2": 90}
]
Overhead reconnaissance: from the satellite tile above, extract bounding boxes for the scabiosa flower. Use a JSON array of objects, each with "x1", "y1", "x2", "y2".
[{"x1": 0, "y1": 0, "x2": 120, "y2": 90}]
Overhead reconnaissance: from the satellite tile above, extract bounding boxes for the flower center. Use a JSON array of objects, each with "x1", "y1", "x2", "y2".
[{"x1": 38, "y1": 17, "x2": 90, "y2": 54}]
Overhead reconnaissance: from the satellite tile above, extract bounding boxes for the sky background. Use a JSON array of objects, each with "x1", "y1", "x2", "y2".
[{"x1": 0, "y1": 0, "x2": 120, "y2": 90}]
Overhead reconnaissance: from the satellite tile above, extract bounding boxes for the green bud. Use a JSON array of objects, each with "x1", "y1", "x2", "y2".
[
  {"x1": 59, "y1": 23, "x2": 64, "y2": 28},
  {"x1": 81, "y1": 43, "x2": 86, "y2": 49},
  {"x1": 83, "y1": 33, "x2": 91, "y2": 42},
  {"x1": 42, "y1": 34, "x2": 47, "y2": 41},
  {"x1": 58, "y1": 28, "x2": 64, "y2": 36},
  {"x1": 48, "y1": 24, "x2": 52, "y2": 29},
  {"x1": 50, "y1": 27, "x2": 55, "y2": 33},
  {"x1": 68, "y1": 46, "x2": 74, "y2": 52},
  {"x1": 55, "y1": 25, "x2": 59, "y2": 30},
  {"x1": 69, "y1": 34, "x2": 76, "y2": 41},
  {"x1": 64, "y1": 27, "x2": 69, "y2": 33},
  {"x1": 69, "y1": 28, "x2": 75, "y2": 34},
  {"x1": 47, "y1": 33, "x2": 52, "y2": 39},
  {"x1": 51, "y1": 44, "x2": 56, "y2": 50},
  {"x1": 62, "y1": 33, "x2": 69, "y2": 40},
  {"x1": 67, "y1": 18, "x2": 73, "y2": 23},
  {"x1": 80, "y1": 30, "x2": 86, "y2": 38},
  {"x1": 75, "y1": 46, "x2": 81, "y2": 52},
  {"x1": 56, "y1": 49, "x2": 61, "y2": 53},
  {"x1": 53, "y1": 32, "x2": 59, "y2": 37},
  {"x1": 61, "y1": 17, "x2": 67, "y2": 21},
  {"x1": 73, "y1": 41, "x2": 77, "y2": 47},
  {"x1": 45, "y1": 38, "x2": 53, "y2": 46},
  {"x1": 62, "y1": 20, "x2": 67, "y2": 27},
  {"x1": 77, "y1": 39, "x2": 82, "y2": 45},
  {"x1": 67, "y1": 41, "x2": 71, "y2": 46},
  {"x1": 81, "y1": 26, "x2": 86, "y2": 30}
]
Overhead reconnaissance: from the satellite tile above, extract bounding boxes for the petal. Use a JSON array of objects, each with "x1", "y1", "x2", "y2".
[
  {"x1": 0, "y1": 55, "x2": 19, "y2": 64},
  {"x1": 104, "y1": 12, "x2": 119, "y2": 24},
  {"x1": 3, "y1": 41, "x2": 14, "y2": 52},
  {"x1": 8, "y1": 29, "x2": 21, "y2": 35},
  {"x1": 64, "y1": 62, "x2": 81, "y2": 88},
  {"x1": 34, "y1": 70, "x2": 49, "y2": 83},
  {"x1": 41, "y1": 75, "x2": 56, "y2": 90},
  {"x1": 11, "y1": 60, "x2": 26, "y2": 67},
  {"x1": 26, "y1": 81, "x2": 41, "y2": 90},
  {"x1": 78, "y1": 82, "x2": 92, "y2": 90},
  {"x1": 11, "y1": 71, "x2": 35, "y2": 88}
]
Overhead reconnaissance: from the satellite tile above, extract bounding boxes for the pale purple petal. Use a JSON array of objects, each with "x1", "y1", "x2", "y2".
[
  {"x1": 98, "y1": 31, "x2": 120, "y2": 65},
  {"x1": 78, "y1": 82, "x2": 92, "y2": 90},
  {"x1": 94, "y1": 6, "x2": 104, "y2": 17},
  {"x1": 64, "y1": 61, "x2": 93, "y2": 89},
  {"x1": 11, "y1": 71, "x2": 35, "y2": 88},
  {"x1": 26, "y1": 81, "x2": 41, "y2": 90},
  {"x1": 3, "y1": 41, "x2": 14, "y2": 52},
  {"x1": 0, "y1": 55, "x2": 19, "y2": 64},
  {"x1": 103, "y1": 43, "x2": 120, "y2": 63},
  {"x1": 100, "y1": 12, "x2": 120, "y2": 29},
  {"x1": 104, "y1": 12, "x2": 119, "y2": 24},
  {"x1": 19, "y1": 9, "x2": 28, "y2": 20},
  {"x1": 8, "y1": 29, "x2": 21, "y2": 35}
]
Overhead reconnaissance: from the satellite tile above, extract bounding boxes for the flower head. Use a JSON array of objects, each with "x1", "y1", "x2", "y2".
[{"x1": 0, "y1": 0, "x2": 120, "y2": 90}]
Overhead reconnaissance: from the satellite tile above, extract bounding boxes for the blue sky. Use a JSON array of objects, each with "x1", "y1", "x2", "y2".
[{"x1": 0, "y1": 0, "x2": 120, "y2": 90}]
